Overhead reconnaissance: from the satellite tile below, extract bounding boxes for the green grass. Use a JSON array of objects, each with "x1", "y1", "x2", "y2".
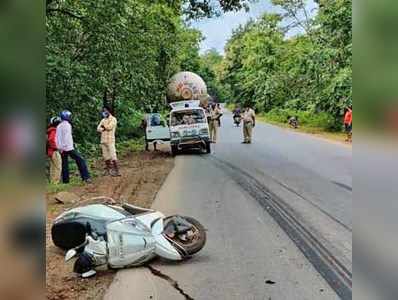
[
  {"x1": 225, "y1": 103, "x2": 236, "y2": 111},
  {"x1": 262, "y1": 108, "x2": 338, "y2": 130},
  {"x1": 117, "y1": 138, "x2": 145, "y2": 156},
  {"x1": 46, "y1": 177, "x2": 83, "y2": 194}
]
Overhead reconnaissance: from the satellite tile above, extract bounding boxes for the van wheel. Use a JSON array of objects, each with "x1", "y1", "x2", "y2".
[
  {"x1": 171, "y1": 145, "x2": 178, "y2": 156},
  {"x1": 205, "y1": 142, "x2": 211, "y2": 154}
]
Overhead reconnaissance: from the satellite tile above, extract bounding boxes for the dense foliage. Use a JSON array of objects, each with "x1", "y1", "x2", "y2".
[
  {"x1": 47, "y1": 0, "x2": 352, "y2": 156},
  {"x1": 48, "y1": 0, "x2": 184, "y2": 147},
  {"x1": 195, "y1": 49, "x2": 231, "y2": 103},
  {"x1": 220, "y1": 0, "x2": 352, "y2": 130}
]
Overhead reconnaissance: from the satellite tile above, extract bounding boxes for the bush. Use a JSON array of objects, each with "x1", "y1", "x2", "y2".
[
  {"x1": 263, "y1": 108, "x2": 337, "y2": 131},
  {"x1": 117, "y1": 109, "x2": 145, "y2": 141}
]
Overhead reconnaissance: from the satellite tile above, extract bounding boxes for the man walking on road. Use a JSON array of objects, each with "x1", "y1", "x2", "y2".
[
  {"x1": 97, "y1": 106, "x2": 120, "y2": 176},
  {"x1": 56, "y1": 110, "x2": 91, "y2": 183},
  {"x1": 242, "y1": 104, "x2": 256, "y2": 144},
  {"x1": 209, "y1": 103, "x2": 222, "y2": 143}
]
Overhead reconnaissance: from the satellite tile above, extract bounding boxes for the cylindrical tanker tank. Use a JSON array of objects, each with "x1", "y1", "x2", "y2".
[{"x1": 166, "y1": 72, "x2": 208, "y2": 106}]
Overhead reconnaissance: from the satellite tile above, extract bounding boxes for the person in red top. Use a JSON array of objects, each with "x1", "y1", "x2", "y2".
[
  {"x1": 47, "y1": 117, "x2": 62, "y2": 183},
  {"x1": 344, "y1": 105, "x2": 352, "y2": 142}
]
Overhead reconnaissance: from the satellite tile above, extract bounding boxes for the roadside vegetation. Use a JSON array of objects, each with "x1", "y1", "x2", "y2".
[
  {"x1": 47, "y1": 0, "x2": 351, "y2": 152},
  {"x1": 219, "y1": 0, "x2": 352, "y2": 135},
  {"x1": 46, "y1": 0, "x2": 253, "y2": 158}
]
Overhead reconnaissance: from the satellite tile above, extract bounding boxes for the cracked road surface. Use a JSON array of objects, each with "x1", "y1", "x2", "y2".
[{"x1": 105, "y1": 111, "x2": 352, "y2": 300}]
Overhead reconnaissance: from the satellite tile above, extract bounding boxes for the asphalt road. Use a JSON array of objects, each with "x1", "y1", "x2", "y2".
[{"x1": 105, "y1": 111, "x2": 352, "y2": 300}]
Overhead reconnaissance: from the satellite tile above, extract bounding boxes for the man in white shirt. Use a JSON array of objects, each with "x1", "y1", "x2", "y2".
[
  {"x1": 242, "y1": 104, "x2": 256, "y2": 144},
  {"x1": 56, "y1": 110, "x2": 91, "y2": 183}
]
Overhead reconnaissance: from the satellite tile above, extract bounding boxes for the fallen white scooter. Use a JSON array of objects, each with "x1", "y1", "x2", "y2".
[{"x1": 51, "y1": 199, "x2": 206, "y2": 278}]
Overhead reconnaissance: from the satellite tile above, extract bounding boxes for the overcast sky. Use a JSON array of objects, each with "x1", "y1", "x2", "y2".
[{"x1": 191, "y1": 0, "x2": 317, "y2": 54}]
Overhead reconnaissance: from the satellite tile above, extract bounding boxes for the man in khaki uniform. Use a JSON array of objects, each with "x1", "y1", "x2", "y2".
[
  {"x1": 209, "y1": 103, "x2": 222, "y2": 143},
  {"x1": 242, "y1": 105, "x2": 256, "y2": 144},
  {"x1": 97, "y1": 106, "x2": 120, "y2": 176}
]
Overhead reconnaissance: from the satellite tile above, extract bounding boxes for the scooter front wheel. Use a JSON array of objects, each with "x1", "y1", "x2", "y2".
[{"x1": 175, "y1": 216, "x2": 207, "y2": 256}]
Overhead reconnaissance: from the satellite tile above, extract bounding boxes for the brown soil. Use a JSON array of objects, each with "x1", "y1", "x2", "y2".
[{"x1": 46, "y1": 150, "x2": 174, "y2": 300}]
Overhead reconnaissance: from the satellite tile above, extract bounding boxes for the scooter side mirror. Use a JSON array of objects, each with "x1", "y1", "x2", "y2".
[{"x1": 65, "y1": 249, "x2": 77, "y2": 262}]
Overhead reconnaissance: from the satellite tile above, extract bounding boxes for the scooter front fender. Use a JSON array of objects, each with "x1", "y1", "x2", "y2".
[{"x1": 154, "y1": 234, "x2": 182, "y2": 261}]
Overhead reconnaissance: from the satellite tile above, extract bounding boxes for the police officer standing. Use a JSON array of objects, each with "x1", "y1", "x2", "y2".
[
  {"x1": 209, "y1": 103, "x2": 222, "y2": 143},
  {"x1": 242, "y1": 104, "x2": 256, "y2": 144}
]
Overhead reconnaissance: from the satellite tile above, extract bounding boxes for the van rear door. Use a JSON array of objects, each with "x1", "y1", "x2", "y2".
[{"x1": 146, "y1": 113, "x2": 170, "y2": 142}]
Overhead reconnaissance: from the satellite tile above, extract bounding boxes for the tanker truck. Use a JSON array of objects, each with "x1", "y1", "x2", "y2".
[
  {"x1": 143, "y1": 71, "x2": 211, "y2": 155},
  {"x1": 166, "y1": 71, "x2": 211, "y2": 155}
]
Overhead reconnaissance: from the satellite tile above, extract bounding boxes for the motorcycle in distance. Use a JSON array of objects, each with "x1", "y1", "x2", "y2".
[
  {"x1": 51, "y1": 198, "x2": 207, "y2": 278},
  {"x1": 288, "y1": 116, "x2": 299, "y2": 129},
  {"x1": 233, "y1": 114, "x2": 241, "y2": 127}
]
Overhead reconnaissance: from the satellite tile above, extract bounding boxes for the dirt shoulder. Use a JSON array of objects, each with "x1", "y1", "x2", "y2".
[{"x1": 46, "y1": 150, "x2": 174, "y2": 300}]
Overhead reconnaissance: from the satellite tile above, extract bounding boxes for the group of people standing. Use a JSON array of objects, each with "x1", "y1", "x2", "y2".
[
  {"x1": 46, "y1": 105, "x2": 120, "y2": 184},
  {"x1": 204, "y1": 102, "x2": 257, "y2": 144}
]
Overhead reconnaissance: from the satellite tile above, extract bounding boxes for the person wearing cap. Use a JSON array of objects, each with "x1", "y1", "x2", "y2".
[
  {"x1": 47, "y1": 117, "x2": 62, "y2": 183},
  {"x1": 97, "y1": 106, "x2": 120, "y2": 176},
  {"x1": 56, "y1": 110, "x2": 91, "y2": 183}
]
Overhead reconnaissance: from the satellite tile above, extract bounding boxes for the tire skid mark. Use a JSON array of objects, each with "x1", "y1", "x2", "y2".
[
  {"x1": 254, "y1": 167, "x2": 351, "y2": 232},
  {"x1": 331, "y1": 181, "x2": 352, "y2": 192},
  {"x1": 207, "y1": 156, "x2": 352, "y2": 300}
]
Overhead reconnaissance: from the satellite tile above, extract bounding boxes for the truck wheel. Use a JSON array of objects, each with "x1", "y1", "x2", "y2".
[
  {"x1": 205, "y1": 141, "x2": 211, "y2": 154},
  {"x1": 171, "y1": 145, "x2": 178, "y2": 156}
]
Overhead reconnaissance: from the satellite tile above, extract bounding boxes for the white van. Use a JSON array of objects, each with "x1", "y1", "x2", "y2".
[{"x1": 169, "y1": 101, "x2": 210, "y2": 156}]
